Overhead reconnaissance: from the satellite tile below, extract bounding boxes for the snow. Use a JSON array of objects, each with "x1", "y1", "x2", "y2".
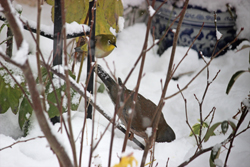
[
  {"x1": 216, "y1": 29, "x2": 223, "y2": 40},
  {"x1": 0, "y1": 1, "x2": 250, "y2": 167},
  {"x1": 145, "y1": 127, "x2": 152, "y2": 137},
  {"x1": 12, "y1": 40, "x2": 29, "y2": 65},
  {"x1": 118, "y1": 16, "x2": 125, "y2": 32},
  {"x1": 148, "y1": 6, "x2": 155, "y2": 17},
  {"x1": 214, "y1": 158, "x2": 223, "y2": 167},
  {"x1": 66, "y1": 21, "x2": 90, "y2": 35},
  {"x1": 122, "y1": 0, "x2": 145, "y2": 9},
  {"x1": 212, "y1": 143, "x2": 222, "y2": 154}
]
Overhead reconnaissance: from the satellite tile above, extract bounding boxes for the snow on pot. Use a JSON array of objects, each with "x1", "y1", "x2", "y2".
[{"x1": 151, "y1": 1, "x2": 237, "y2": 57}]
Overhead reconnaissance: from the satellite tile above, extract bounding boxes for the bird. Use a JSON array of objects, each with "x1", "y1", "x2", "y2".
[
  {"x1": 74, "y1": 34, "x2": 116, "y2": 60},
  {"x1": 95, "y1": 64, "x2": 176, "y2": 143}
]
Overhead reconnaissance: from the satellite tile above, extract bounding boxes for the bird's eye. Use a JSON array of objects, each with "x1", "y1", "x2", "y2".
[{"x1": 108, "y1": 40, "x2": 111, "y2": 45}]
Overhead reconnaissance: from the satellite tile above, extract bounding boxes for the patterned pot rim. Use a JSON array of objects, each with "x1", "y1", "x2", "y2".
[{"x1": 155, "y1": 4, "x2": 236, "y2": 28}]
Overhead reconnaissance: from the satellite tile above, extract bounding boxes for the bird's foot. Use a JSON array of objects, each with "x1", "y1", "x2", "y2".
[{"x1": 128, "y1": 132, "x2": 134, "y2": 140}]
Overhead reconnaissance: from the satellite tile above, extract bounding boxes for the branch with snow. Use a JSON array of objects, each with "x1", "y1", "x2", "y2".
[{"x1": 0, "y1": 15, "x2": 90, "y2": 39}]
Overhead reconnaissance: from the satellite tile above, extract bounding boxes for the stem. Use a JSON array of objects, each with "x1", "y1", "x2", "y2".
[
  {"x1": 60, "y1": 0, "x2": 78, "y2": 166},
  {"x1": 141, "y1": 1, "x2": 189, "y2": 167},
  {"x1": 224, "y1": 104, "x2": 248, "y2": 167},
  {"x1": 6, "y1": 26, "x2": 13, "y2": 57},
  {"x1": 36, "y1": 0, "x2": 47, "y2": 112}
]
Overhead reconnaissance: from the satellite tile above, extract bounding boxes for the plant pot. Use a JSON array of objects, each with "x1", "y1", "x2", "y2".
[{"x1": 151, "y1": 1, "x2": 237, "y2": 57}]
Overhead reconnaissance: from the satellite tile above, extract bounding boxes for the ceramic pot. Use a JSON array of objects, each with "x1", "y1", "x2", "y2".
[{"x1": 152, "y1": 1, "x2": 237, "y2": 57}]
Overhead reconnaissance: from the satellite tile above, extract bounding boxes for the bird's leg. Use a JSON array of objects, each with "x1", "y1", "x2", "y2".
[{"x1": 128, "y1": 132, "x2": 134, "y2": 140}]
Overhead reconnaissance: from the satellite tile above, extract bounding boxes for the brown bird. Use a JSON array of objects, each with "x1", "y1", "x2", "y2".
[{"x1": 95, "y1": 64, "x2": 175, "y2": 143}]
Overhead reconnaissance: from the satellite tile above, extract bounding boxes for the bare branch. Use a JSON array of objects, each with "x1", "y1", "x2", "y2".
[
  {"x1": 0, "y1": 136, "x2": 45, "y2": 151},
  {"x1": 177, "y1": 84, "x2": 199, "y2": 146}
]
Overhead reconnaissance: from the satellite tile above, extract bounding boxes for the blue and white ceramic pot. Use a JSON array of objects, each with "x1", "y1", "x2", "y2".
[{"x1": 152, "y1": 1, "x2": 237, "y2": 57}]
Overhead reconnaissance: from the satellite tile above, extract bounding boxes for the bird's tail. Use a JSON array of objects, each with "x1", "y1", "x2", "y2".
[{"x1": 95, "y1": 64, "x2": 117, "y2": 91}]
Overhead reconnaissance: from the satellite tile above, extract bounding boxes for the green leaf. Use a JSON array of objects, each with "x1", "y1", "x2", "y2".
[
  {"x1": 221, "y1": 121, "x2": 229, "y2": 135},
  {"x1": 39, "y1": 67, "x2": 53, "y2": 93},
  {"x1": 0, "y1": 23, "x2": 7, "y2": 34},
  {"x1": 228, "y1": 121, "x2": 236, "y2": 131},
  {"x1": 238, "y1": 44, "x2": 250, "y2": 51},
  {"x1": 226, "y1": 70, "x2": 246, "y2": 94},
  {"x1": 19, "y1": 97, "x2": 32, "y2": 130},
  {"x1": 0, "y1": 73, "x2": 23, "y2": 114},
  {"x1": 190, "y1": 120, "x2": 210, "y2": 136},
  {"x1": 8, "y1": 85, "x2": 21, "y2": 114},
  {"x1": 47, "y1": 83, "x2": 79, "y2": 118},
  {"x1": 0, "y1": 78, "x2": 10, "y2": 113},
  {"x1": 210, "y1": 144, "x2": 221, "y2": 167},
  {"x1": 68, "y1": 69, "x2": 76, "y2": 80},
  {"x1": 97, "y1": 83, "x2": 105, "y2": 93},
  {"x1": 0, "y1": 36, "x2": 13, "y2": 45},
  {"x1": 47, "y1": 88, "x2": 63, "y2": 118},
  {"x1": 189, "y1": 123, "x2": 200, "y2": 136},
  {"x1": 204, "y1": 122, "x2": 221, "y2": 142}
]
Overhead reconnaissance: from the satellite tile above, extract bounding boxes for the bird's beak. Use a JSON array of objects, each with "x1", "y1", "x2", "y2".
[{"x1": 113, "y1": 44, "x2": 117, "y2": 48}]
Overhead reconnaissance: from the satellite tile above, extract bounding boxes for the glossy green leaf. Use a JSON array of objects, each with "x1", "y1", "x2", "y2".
[
  {"x1": 189, "y1": 123, "x2": 200, "y2": 136},
  {"x1": 47, "y1": 88, "x2": 62, "y2": 118},
  {"x1": 0, "y1": 72, "x2": 23, "y2": 114},
  {"x1": 0, "y1": 77, "x2": 10, "y2": 113},
  {"x1": 209, "y1": 144, "x2": 221, "y2": 167},
  {"x1": 190, "y1": 120, "x2": 210, "y2": 136},
  {"x1": 19, "y1": 97, "x2": 32, "y2": 130},
  {"x1": 47, "y1": 84, "x2": 79, "y2": 118},
  {"x1": 0, "y1": 23, "x2": 7, "y2": 34},
  {"x1": 228, "y1": 120, "x2": 236, "y2": 131},
  {"x1": 8, "y1": 85, "x2": 21, "y2": 114},
  {"x1": 221, "y1": 121, "x2": 229, "y2": 135},
  {"x1": 204, "y1": 122, "x2": 221, "y2": 142},
  {"x1": 226, "y1": 70, "x2": 246, "y2": 94},
  {"x1": 238, "y1": 44, "x2": 250, "y2": 51}
]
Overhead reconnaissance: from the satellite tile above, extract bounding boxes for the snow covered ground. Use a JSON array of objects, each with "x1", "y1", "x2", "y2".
[{"x1": 0, "y1": 1, "x2": 250, "y2": 167}]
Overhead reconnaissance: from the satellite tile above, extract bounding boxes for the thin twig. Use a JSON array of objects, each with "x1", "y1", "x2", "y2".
[
  {"x1": 36, "y1": 0, "x2": 46, "y2": 111},
  {"x1": 224, "y1": 104, "x2": 249, "y2": 166},
  {"x1": 141, "y1": 1, "x2": 189, "y2": 167},
  {"x1": 0, "y1": 136, "x2": 45, "y2": 151},
  {"x1": 0, "y1": 2, "x2": 73, "y2": 164},
  {"x1": 164, "y1": 28, "x2": 244, "y2": 100},
  {"x1": 60, "y1": 0, "x2": 78, "y2": 166},
  {"x1": 166, "y1": 157, "x2": 170, "y2": 167},
  {"x1": 178, "y1": 103, "x2": 249, "y2": 167},
  {"x1": 177, "y1": 84, "x2": 199, "y2": 146},
  {"x1": 121, "y1": 0, "x2": 156, "y2": 153}
]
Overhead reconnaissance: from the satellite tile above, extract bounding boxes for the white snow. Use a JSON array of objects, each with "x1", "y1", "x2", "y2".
[
  {"x1": 0, "y1": 1, "x2": 250, "y2": 167},
  {"x1": 148, "y1": 5, "x2": 155, "y2": 17},
  {"x1": 146, "y1": 127, "x2": 152, "y2": 137},
  {"x1": 12, "y1": 40, "x2": 29, "y2": 65},
  {"x1": 118, "y1": 16, "x2": 125, "y2": 32},
  {"x1": 216, "y1": 29, "x2": 223, "y2": 40},
  {"x1": 214, "y1": 158, "x2": 223, "y2": 167},
  {"x1": 65, "y1": 21, "x2": 90, "y2": 35},
  {"x1": 212, "y1": 143, "x2": 222, "y2": 154},
  {"x1": 122, "y1": 0, "x2": 145, "y2": 9}
]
